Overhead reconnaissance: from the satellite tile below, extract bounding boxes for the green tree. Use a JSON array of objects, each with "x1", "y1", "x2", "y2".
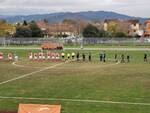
[
  {"x1": 29, "y1": 21, "x2": 44, "y2": 37},
  {"x1": 115, "y1": 32, "x2": 127, "y2": 37},
  {"x1": 15, "y1": 26, "x2": 32, "y2": 37},
  {"x1": 0, "y1": 19, "x2": 6, "y2": 24},
  {"x1": 0, "y1": 20, "x2": 15, "y2": 37},
  {"x1": 14, "y1": 21, "x2": 44, "y2": 38},
  {"x1": 44, "y1": 19, "x2": 48, "y2": 23},
  {"x1": 83, "y1": 24, "x2": 106, "y2": 38},
  {"x1": 23, "y1": 20, "x2": 28, "y2": 26},
  {"x1": 62, "y1": 19, "x2": 77, "y2": 25},
  {"x1": 107, "y1": 22, "x2": 118, "y2": 37}
]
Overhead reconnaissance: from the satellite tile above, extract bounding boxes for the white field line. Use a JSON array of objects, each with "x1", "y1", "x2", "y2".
[
  {"x1": 0, "y1": 60, "x2": 71, "y2": 86},
  {"x1": 12, "y1": 60, "x2": 120, "y2": 69},
  {"x1": 12, "y1": 62, "x2": 44, "y2": 69},
  {"x1": 101, "y1": 61, "x2": 120, "y2": 67},
  {"x1": 0, "y1": 96, "x2": 149, "y2": 106}
]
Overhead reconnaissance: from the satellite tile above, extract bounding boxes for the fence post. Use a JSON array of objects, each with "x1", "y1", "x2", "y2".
[
  {"x1": 3, "y1": 37, "x2": 6, "y2": 47},
  {"x1": 80, "y1": 37, "x2": 84, "y2": 49}
]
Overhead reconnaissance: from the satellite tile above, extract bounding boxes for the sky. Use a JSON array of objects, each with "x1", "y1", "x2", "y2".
[{"x1": 0, "y1": 0, "x2": 150, "y2": 17}]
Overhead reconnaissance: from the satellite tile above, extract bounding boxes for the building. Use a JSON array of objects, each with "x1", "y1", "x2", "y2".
[
  {"x1": 0, "y1": 21, "x2": 16, "y2": 37},
  {"x1": 36, "y1": 21, "x2": 48, "y2": 36},
  {"x1": 144, "y1": 20, "x2": 150, "y2": 37},
  {"x1": 103, "y1": 19, "x2": 143, "y2": 37},
  {"x1": 36, "y1": 21, "x2": 78, "y2": 37},
  {"x1": 47, "y1": 23, "x2": 78, "y2": 36},
  {"x1": 128, "y1": 20, "x2": 142, "y2": 36},
  {"x1": 92, "y1": 21, "x2": 104, "y2": 30}
]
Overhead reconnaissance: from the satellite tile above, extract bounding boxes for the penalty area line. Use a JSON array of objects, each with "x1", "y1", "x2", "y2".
[
  {"x1": 0, "y1": 96, "x2": 149, "y2": 106},
  {"x1": 0, "y1": 60, "x2": 71, "y2": 86}
]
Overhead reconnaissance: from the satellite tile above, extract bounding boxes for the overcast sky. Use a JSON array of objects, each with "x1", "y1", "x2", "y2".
[{"x1": 0, "y1": 0, "x2": 150, "y2": 17}]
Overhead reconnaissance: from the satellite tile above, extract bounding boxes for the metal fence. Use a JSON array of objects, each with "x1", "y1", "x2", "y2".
[{"x1": 0, "y1": 37, "x2": 150, "y2": 46}]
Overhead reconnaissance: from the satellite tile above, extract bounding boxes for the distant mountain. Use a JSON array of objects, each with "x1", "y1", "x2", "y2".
[
  {"x1": 0, "y1": 15, "x2": 11, "y2": 19},
  {"x1": 0, "y1": 11, "x2": 149, "y2": 23}
]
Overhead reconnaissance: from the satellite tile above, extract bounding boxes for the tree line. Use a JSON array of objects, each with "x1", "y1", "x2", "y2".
[
  {"x1": 82, "y1": 24, "x2": 127, "y2": 38},
  {"x1": 14, "y1": 20, "x2": 44, "y2": 37},
  {"x1": 0, "y1": 19, "x2": 140, "y2": 38}
]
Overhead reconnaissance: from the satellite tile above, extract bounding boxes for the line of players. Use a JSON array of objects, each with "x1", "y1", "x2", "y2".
[
  {"x1": 29, "y1": 51, "x2": 149, "y2": 63},
  {"x1": 29, "y1": 52, "x2": 61, "y2": 61},
  {"x1": 99, "y1": 52, "x2": 130, "y2": 63},
  {"x1": 114, "y1": 53, "x2": 148, "y2": 63},
  {"x1": 28, "y1": 52, "x2": 91, "y2": 61},
  {"x1": 0, "y1": 51, "x2": 148, "y2": 63},
  {"x1": 0, "y1": 52, "x2": 19, "y2": 61},
  {"x1": 100, "y1": 52, "x2": 149, "y2": 63}
]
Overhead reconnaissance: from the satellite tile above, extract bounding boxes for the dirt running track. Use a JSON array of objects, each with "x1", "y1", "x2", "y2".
[{"x1": 0, "y1": 111, "x2": 17, "y2": 113}]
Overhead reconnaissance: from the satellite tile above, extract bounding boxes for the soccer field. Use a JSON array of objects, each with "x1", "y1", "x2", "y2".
[{"x1": 0, "y1": 49, "x2": 150, "y2": 113}]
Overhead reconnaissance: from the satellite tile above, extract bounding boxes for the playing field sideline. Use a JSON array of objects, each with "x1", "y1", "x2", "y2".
[
  {"x1": 0, "y1": 49, "x2": 150, "y2": 113},
  {"x1": 1, "y1": 46, "x2": 150, "y2": 51}
]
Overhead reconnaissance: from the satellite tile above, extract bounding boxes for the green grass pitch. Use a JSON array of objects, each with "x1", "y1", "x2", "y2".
[{"x1": 0, "y1": 49, "x2": 150, "y2": 113}]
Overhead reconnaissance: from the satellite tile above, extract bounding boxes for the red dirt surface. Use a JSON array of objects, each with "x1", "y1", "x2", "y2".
[{"x1": 0, "y1": 111, "x2": 17, "y2": 113}]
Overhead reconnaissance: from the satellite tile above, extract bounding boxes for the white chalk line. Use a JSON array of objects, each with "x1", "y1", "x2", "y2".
[
  {"x1": 12, "y1": 60, "x2": 120, "y2": 69},
  {"x1": 0, "y1": 96, "x2": 149, "y2": 106},
  {"x1": 12, "y1": 62, "x2": 46, "y2": 69},
  {"x1": 101, "y1": 61, "x2": 120, "y2": 67},
  {"x1": 0, "y1": 60, "x2": 71, "y2": 86}
]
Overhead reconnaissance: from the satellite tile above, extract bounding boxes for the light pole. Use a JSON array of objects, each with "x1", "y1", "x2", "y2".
[
  {"x1": 80, "y1": 34, "x2": 83, "y2": 49},
  {"x1": 3, "y1": 37, "x2": 6, "y2": 47},
  {"x1": 78, "y1": 20, "x2": 84, "y2": 49}
]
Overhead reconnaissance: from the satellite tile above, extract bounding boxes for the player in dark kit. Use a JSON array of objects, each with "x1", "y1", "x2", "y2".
[
  {"x1": 89, "y1": 52, "x2": 91, "y2": 61},
  {"x1": 77, "y1": 52, "x2": 80, "y2": 61},
  {"x1": 144, "y1": 53, "x2": 148, "y2": 62},
  {"x1": 121, "y1": 54, "x2": 125, "y2": 63},
  {"x1": 100, "y1": 52, "x2": 103, "y2": 62},
  {"x1": 127, "y1": 55, "x2": 130, "y2": 63},
  {"x1": 82, "y1": 53, "x2": 85, "y2": 61},
  {"x1": 103, "y1": 52, "x2": 106, "y2": 62},
  {"x1": 115, "y1": 54, "x2": 118, "y2": 62}
]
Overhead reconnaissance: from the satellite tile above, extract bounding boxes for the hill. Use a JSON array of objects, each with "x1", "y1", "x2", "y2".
[{"x1": 0, "y1": 11, "x2": 149, "y2": 23}]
